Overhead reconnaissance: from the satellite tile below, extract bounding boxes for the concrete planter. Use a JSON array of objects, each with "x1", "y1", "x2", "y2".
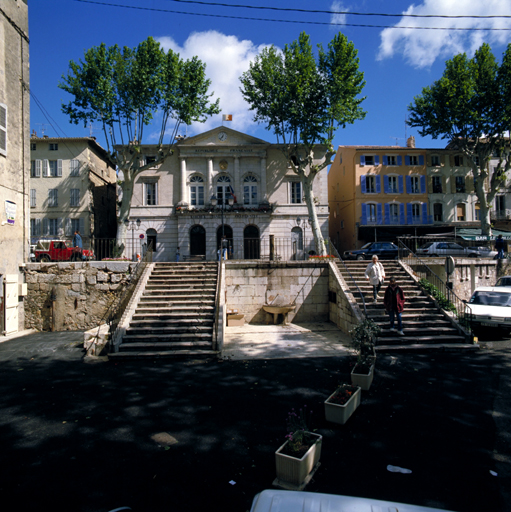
[
  {"x1": 274, "y1": 432, "x2": 322, "y2": 490},
  {"x1": 351, "y1": 359, "x2": 375, "y2": 391},
  {"x1": 324, "y1": 385, "x2": 361, "y2": 425}
]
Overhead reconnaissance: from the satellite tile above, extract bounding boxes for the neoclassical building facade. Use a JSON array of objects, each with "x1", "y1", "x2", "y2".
[{"x1": 127, "y1": 127, "x2": 329, "y2": 261}]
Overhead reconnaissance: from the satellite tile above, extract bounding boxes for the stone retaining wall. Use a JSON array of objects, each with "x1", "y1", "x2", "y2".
[{"x1": 23, "y1": 261, "x2": 136, "y2": 331}]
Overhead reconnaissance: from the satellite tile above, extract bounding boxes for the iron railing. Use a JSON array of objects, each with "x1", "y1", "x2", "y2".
[{"x1": 397, "y1": 238, "x2": 472, "y2": 335}]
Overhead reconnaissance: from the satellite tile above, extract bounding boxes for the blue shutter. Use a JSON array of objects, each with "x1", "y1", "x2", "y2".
[
  {"x1": 377, "y1": 203, "x2": 383, "y2": 225},
  {"x1": 422, "y1": 202, "x2": 428, "y2": 224},
  {"x1": 406, "y1": 176, "x2": 411, "y2": 194},
  {"x1": 399, "y1": 203, "x2": 405, "y2": 225},
  {"x1": 384, "y1": 203, "x2": 390, "y2": 224},
  {"x1": 405, "y1": 156, "x2": 411, "y2": 166},
  {"x1": 406, "y1": 203, "x2": 412, "y2": 224},
  {"x1": 397, "y1": 155, "x2": 402, "y2": 166},
  {"x1": 419, "y1": 155, "x2": 425, "y2": 166},
  {"x1": 383, "y1": 176, "x2": 389, "y2": 194},
  {"x1": 360, "y1": 155, "x2": 366, "y2": 166},
  {"x1": 375, "y1": 155, "x2": 380, "y2": 166},
  {"x1": 398, "y1": 175, "x2": 404, "y2": 194},
  {"x1": 383, "y1": 155, "x2": 388, "y2": 166},
  {"x1": 361, "y1": 203, "x2": 367, "y2": 225},
  {"x1": 361, "y1": 175, "x2": 366, "y2": 193},
  {"x1": 375, "y1": 175, "x2": 381, "y2": 194},
  {"x1": 420, "y1": 175, "x2": 426, "y2": 193}
]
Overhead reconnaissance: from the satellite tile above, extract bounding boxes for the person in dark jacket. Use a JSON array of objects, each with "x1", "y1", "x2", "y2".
[
  {"x1": 383, "y1": 277, "x2": 406, "y2": 336},
  {"x1": 495, "y1": 235, "x2": 506, "y2": 259}
]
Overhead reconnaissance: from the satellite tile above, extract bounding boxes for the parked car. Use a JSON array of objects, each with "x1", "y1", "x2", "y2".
[
  {"x1": 34, "y1": 239, "x2": 94, "y2": 262},
  {"x1": 416, "y1": 241, "x2": 497, "y2": 258},
  {"x1": 495, "y1": 276, "x2": 511, "y2": 287},
  {"x1": 343, "y1": 242, "x2": 402, "y2": 260},
  {"x1": 466, "y1": 286, "x2": 511, "y2": 334}
]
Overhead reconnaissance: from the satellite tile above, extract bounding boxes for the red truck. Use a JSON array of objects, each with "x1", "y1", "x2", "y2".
[{"x1": 34, "y1": 239, "x2": 94, "y2": 262}]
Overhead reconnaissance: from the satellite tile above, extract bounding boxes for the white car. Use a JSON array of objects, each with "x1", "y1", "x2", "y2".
[{"x1": 466, "y1": 286, "x2": 511, "y2": 333}]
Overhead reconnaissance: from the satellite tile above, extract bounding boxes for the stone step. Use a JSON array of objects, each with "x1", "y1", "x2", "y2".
[
  {"x1": 130, "y1": 317, "x2": 214, "y2": 327},
  {"x1": 135, "y1": 304, "x2": 215, "y2": 312},
  {"x1": 377, "y1": 326, "x2": 459, "y2": 337},
  {"x1": 122, "y1": 332, "x2": 213, "y2": 343},
  {"x1": 377, "y1": 334, "x2": 466, "y2": 345},
  {"x1": 142, "y1": 291, "x2": 216, "y2": 299},
  {"x1": 109, "y1": 348, "x2": 219, "y2": 360},
  {"x1": 127, "y1": 326, "x2": 213, "y2": 336},
  {"x1": 132, "y1": 312, "x2": 215, "y2": 320}
]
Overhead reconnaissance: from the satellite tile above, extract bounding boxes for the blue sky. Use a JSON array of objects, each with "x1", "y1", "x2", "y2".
[{"x1": 28, "y1": 0, "x2": 511, "y2": 153}]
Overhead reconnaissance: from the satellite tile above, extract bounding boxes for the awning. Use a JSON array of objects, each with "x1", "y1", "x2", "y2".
[{"x1": 457, "y1": 228, "x2": 511, "y2": 241}]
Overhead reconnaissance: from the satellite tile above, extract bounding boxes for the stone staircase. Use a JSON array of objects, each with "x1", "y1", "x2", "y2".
[
  {"x1": 337, "y1": 260, "x2": 471, "y2": 350},
  {"x1": 110, "y1": 262, "x2": 219, "y2": 359}
]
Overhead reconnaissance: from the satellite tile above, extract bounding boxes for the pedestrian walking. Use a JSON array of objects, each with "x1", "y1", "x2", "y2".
[
  {"x1": 384, "y1": 277, "x2": 406, "y2": 336},
  {"x1": 365, "y1": 255, "x2": 385, "y2": 304},
  {"x1": 495, "y1": 235, "x2": 506, "y2": 259},
  {"x1": 221, "y1": 236, "x2": 229, "y2": 261},
  {"x1": 176, "y1": 246, "x2": 180, "y2": 262},
  {"x1": 72, "y1": 230, "x2": 83, "y2": 260}
]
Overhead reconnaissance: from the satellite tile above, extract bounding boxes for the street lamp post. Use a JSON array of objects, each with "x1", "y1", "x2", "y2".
[{"x1": 124, "y1": 218, "x2": 141, "y2": 261}]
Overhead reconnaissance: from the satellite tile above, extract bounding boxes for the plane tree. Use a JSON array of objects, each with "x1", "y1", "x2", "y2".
[
  {"x1": 59, "y1": 36, "x2": 220, "y2": 245},
  {"x1": 408, "y1": 43, "x2": 511, "y2": 236},
  {"x1": 240, "y1": 32, "x2": 366, "y2": 255}
]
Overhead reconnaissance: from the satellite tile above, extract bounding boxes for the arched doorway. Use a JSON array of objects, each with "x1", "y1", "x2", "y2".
[
  {"x1": 146, "y1": 228, "x2": 157, "y2": 253},
  {"x1": 216, "y1": 225, "x2": 233, "y2": 259},
  {"x1": 291, "y1": 227, "x2": 303, "y2": 260},
  {"x1": 244, "y1": 225, "x2": 260, "y2": 259},
  {"x1": 190, "y1": 225, "x2": 206, "y2": 257}
]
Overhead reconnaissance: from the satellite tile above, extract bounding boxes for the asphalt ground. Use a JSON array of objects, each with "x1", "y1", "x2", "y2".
[{"x1": 0, "y1": 329, "x2": 510, "y2": 512}]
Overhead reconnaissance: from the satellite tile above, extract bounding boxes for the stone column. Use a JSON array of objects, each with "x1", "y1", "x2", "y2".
[
  {"x1": 260, "y1": 156, "x2": 267, "y2": 204},
  {"x1": 179, "y1": 157, "x2": 187, "y2": 205},
  {"x1": 234, "y1": 157, "x2": 241, "y2": 204},
  {"x1": 208, "y1": 158, "x2": 214, "y2": 202}
]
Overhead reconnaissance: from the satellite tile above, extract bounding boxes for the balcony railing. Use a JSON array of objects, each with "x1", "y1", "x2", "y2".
[
  {"x1": 490, "y1": 209, "x2": 511, "y2": 221},
  {"x1": 360, "y1": 215, "x2": 433, "y2": 226}
]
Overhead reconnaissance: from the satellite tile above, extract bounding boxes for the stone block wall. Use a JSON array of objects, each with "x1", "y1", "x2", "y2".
[
  {"x1": 225, "y1": 261, "x2": 329, "y2": 324},
  {"x1": 23, "y1": 261, "x2": 136, "y2": 331}
]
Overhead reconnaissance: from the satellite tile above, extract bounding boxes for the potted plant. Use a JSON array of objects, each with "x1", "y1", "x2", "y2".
[
  {"x1": 349, "y1": 319, "x2": 380, "y2": 390},
  {"x1": 324, "y1": 384, "x2": 361, "y2": 425},
  {"x1": 274, "y1": 408, "x2": 322, "y2": 490}
]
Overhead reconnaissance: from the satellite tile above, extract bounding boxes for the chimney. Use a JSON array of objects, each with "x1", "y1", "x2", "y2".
[{"x1": 407, "y1": 136, "x2": 415, "y2": 148}]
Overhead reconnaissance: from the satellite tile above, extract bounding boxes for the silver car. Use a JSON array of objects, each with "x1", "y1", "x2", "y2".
[{"x1": 416, "y1": 242, "x2": 497, "y2": 258}]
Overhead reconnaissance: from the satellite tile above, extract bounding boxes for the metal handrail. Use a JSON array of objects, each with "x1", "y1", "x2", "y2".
[
  {"x1": 213, "y1": 260, "x2": 222, "y2": 351},
  {"x1": 328, "y1": 238, "x2": 367, "y2": 318},
  {"x1": 397, "y1": 238, "x2": 472, "y2": 336}
]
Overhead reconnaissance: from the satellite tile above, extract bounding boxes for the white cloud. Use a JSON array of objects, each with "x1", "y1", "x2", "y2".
[
  {"x1": 330, "y1": 1, "x2": 349, "y2": 28},
  {"x1": 156, "y1": 32, "x2": 271, "y2": 137},
  {"x1": 377, "y1": 0, "x2": 511, "y2": 68}
]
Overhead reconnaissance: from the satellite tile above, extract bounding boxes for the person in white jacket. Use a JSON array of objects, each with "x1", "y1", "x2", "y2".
[{"x1": 365, "y1": 255, "x2": 386, "y2": 304}]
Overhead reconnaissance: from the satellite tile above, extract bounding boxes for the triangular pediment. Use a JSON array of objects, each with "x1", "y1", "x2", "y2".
[{"x1": 179, "y1": 126, "x2": 268, "y2": 147}]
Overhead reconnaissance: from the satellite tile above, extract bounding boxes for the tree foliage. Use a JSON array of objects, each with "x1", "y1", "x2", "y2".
[
  {"x1": 408, "y1": 43, "x2": 511, "y2": 235},
  {"x1": 240, "y1": 32, "x2": 366, "y2": 254},
  {"x1": 59, "y1": 37, "x2": 220, "y2": 242}
]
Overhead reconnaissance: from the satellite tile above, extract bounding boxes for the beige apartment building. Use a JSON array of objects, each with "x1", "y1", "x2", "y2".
[
  {"x1": 29, "y1": 136, "x2": 116, "y2": 246},
  {"x1": 0, "y1": 0, "x2": 30, "y2": 335},
  {"x1": 125, "y1": 126, "x2": 329, "y2": 261}
]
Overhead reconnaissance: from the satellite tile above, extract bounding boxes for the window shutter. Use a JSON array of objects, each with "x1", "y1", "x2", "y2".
[
  {"x1": 374, "y1": 155, "x2": 380, "y2": 166},
  {"x1": 30, "y1": 189, "x2": 36, "y2": 208},
  {"x1": 398, "y1": 175, "x2": 404, "y2": 194},
  {"x1": 399, "y1": 203, "x2": 405, "y2": 224},
  {"x1": 79, "y1": 217, "x2": 85, "y2": 235},
  {"x1": 35, "y1": 159, "x2": 42, "y2": 177},
  {"x1": 428, "y1": 177, "x2": 433, "y2": 194},
  {"x1": 35, "y1": 218, "x2": 41, "y2": 236},
  {"x1": 377, "y1": 203, "x2": 383, "y2": 225},
  {"x1": 383, "y1": 176, "x2": 389, "y2": 194},
  {"x1": 361, "y1": 175, "x2": 366, "y2": 194},
  {"x1": 397, "y1": 155, "x2": 402, "y2": 166},
  {"x1": 361, "y1": 203, "x2": 367, "y2": 225},
  {"x1": 383, "y1": 156, "x2": 388, "y2": 166},
  {"x1": 0, "y1": 104, "x2": 6, "y2": 156},
  {"x1": 57, "y1": 218, "x2": 63, "y2": 236},
  {"x1": 155, "y1": 182, "x2": 158, "y2": 206},
  {"x1": 427, "y1": 155, "x2": 431, "y2": 167},
  {"x1": 466, "y1": 176, "x2": 474, "y2": 192},
  {"x1": 422, "y1": 202, "x2": 428, "y2": 223},
  {"x1": 420, "y1": 175, "x2": 426, "y2": 193},
  {"x1": 405, "y1": 176, "x2": 411, "y2": 194},
  {"x1": 451, "y1": 177, "x2": 457, "y2": 194},
  {"x1": 405, "y1": 156, "x2": 411, "y2": 166},
  {"x1": 65, "y1": 218, "x2": 72, "y2": 236},
  {"x1": 419, "y1": 155, "x2": 424, "y2": 166},
  {"x1": 384, "y1": 203, "x2": 390, "y2": 224},
  {"x1": 406, "y1": 203, "x2": 412, "y2": 224},
  {"x1": 43, "y1": 159, "x2": 50, "y2": 177},
  {"x1": 42, "y1": 218, "x2": 49, "y2": 236},
  {"x1": 375, "y1": 175, "x2": 381, "y2": 194},
  {"x1": 360, "y1": 155, "x2": 366, "y2": 166},
  {"x1": 57, "y1": 160, "x2": 63, "y2": 177}
]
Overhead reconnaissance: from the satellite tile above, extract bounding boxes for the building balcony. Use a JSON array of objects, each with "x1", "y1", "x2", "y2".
[
  {"x1": 490, "y1": 209, "x2": 511, "y2": 221},
  {"x1": 360, "y1": 215, "x2": 433, "y2": 226}
]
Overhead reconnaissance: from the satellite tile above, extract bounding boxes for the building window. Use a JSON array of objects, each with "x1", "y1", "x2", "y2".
[
  {"x1": 44, "y1": 218, "x2": 61, "y2": 236},
  {"x1": 389, "y1": 203, "x2": 399, "y2": 224},
  {"x1": 496, "y1": 195, "x2": 506, "y2": 214},
  {"x1": 70, "y1": 159, "x2": 80, "y2": 176},
  {"x1": 49, "y1": 143, "x2": 58, "y2": 151},
  {"x1": 30, "y1": 189, "x2": 36, "y2": 208},
  {"x1": 0, "y1": 103, "x2": 6, "y2": 156},
  {"x1": 431, "y1": 155, "x2": 440, "y2": 166},
  {"x1": 475, "y1": 203, "x2": 480, "y2": 221},
  {"x1": 456, "y1": 203, "x2": 466, "y2": 221},
  {"x1": 367, "y1": 203, "x2": 377, "y2": 223},
  {"x1": 145, "y1": 156, "x2": 156, "y2": 166},
  {"x1": 432, "y1": 176, "x2": 442, "y2": 193},
  {"x1": 364, "y1": 155, "x2": 374, "y2": 166},
  {"x1": 144, "y1": 182, "x2": 158, "y2": 206},
  {"x1": 455, "y1": 176, "x2": 465, "y2": 193},
  {"x1": 31, "y1": 142, "x2": 36, "y2": 151},
  {"x1": 44, "y1": 160, "x2": 62, "y2": 177},
  {"x1": 387, "y1": 156, "x2": 397, "y2": 166},
  {"x1": 48, "y1": 189, "x2": 58, "y2": 207},
  {"x1": 30, "y1": 218, "x2": 41, "y2": 237},
  {"x1": 409, "y1": 155, "x2": 419, "y2": 166},
  {"x1": 454, "y1": 155, "x2": 463, "y2": 166},
  {"x1": 411, "y1": 203, "x2": 421, "y2": 222},
  {"x1": 410, "y1": 176, "x2": 420, "y2": 194},
  {"x1": 31, "y1": 160, "x2": 41, "y2": 178},
  {"x1": 190, "y1": 175, "x2": 204, "y2": 206},
  {"x1": 243, "y1": 175, "x2": 258, "y2": 206},
  {"x1": 434, "y1": 203, "x2": 443, "y2": 222},
  {"x1": 388, "y1": 175, "x2": 398, "y2": 193},
  {"x1": 216, "y1": 175, "x2": 232, "y2": 205},
  {"x1": 366, "y1": 175, "x2": 376, "y2": 193},
  {"x1": 70, "y1": 189, "x2": 80, "y2": 207},
  {"x1": 290, "y1": 181, "x2": 302, "y2": 204}
]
